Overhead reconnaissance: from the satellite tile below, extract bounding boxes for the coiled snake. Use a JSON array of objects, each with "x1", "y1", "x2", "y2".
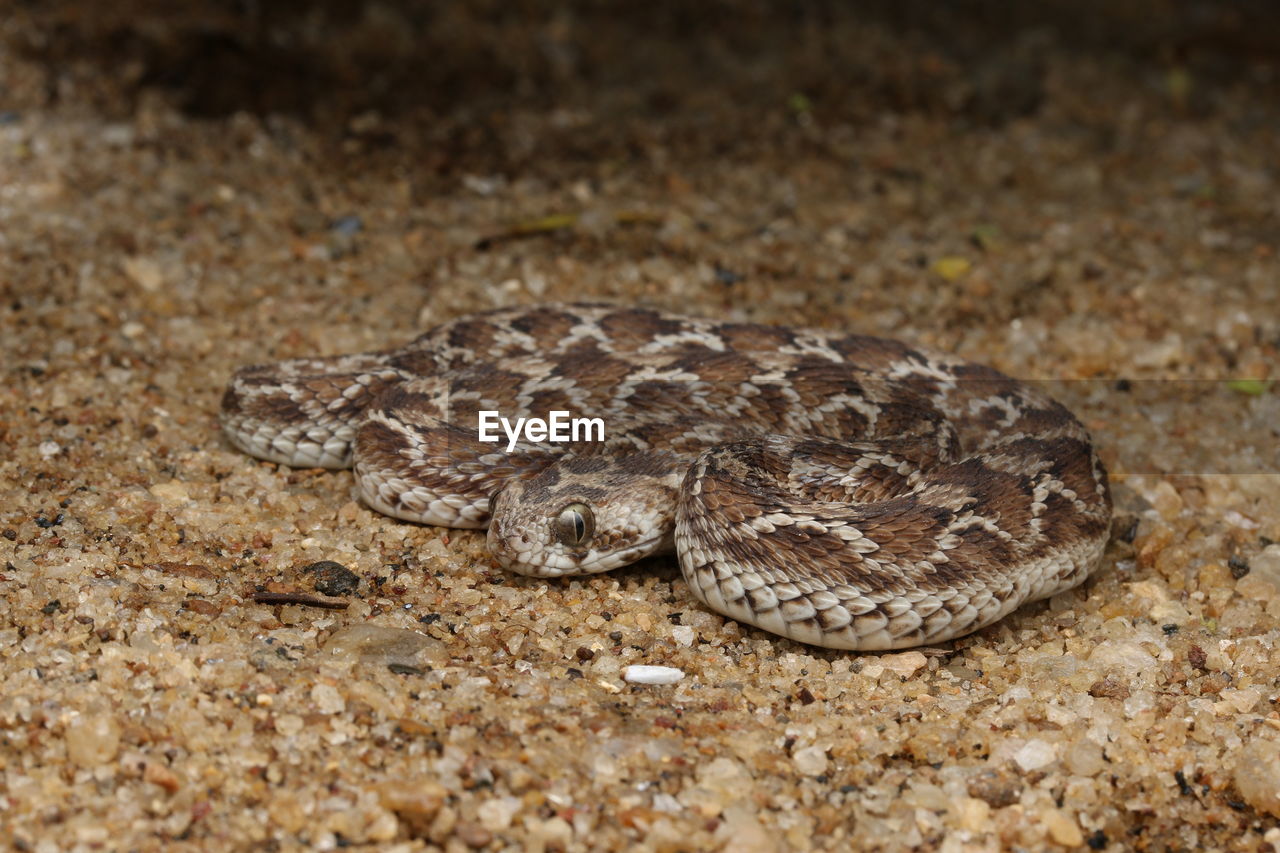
[{"x1": 222, "y1": 304, "x2": 1111, "y2": 650}]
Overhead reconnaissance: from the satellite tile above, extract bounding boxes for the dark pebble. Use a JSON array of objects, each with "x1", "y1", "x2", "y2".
[
  {"x1": 331, "y1": 215, "x2": 363, "y2": 236},
  {"x1": 303, "y1": 560, "x2": 361, "y2": 596},
  {"x1": 387, "y1": 663, "x2": 427, "y2": 676},
  {"x1": 966, "y1": 769, "x2": 1021, "y2": 808},
  {"x1": 1227, "y1": 554, "x2": 1250, "y2": 579},
  {"x1": 714, "y1": 265, "x2": 743, "y2": 285}
]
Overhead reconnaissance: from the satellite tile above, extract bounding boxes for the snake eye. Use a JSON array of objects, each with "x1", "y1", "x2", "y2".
[{"x1": 553, "y1": 502, "x2": 594, "y2": 547}]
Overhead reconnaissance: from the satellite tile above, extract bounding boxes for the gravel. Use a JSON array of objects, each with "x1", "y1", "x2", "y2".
[{"x1": 2, "y1": 2, "x2": 1278, "y2": 850}]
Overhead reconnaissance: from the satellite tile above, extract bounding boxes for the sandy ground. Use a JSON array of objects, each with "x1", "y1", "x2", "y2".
[{"x1": 2, "y1": 2, "x2": 1279, "y2": 850}]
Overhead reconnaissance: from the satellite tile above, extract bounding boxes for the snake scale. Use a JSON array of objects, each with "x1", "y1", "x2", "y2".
[{"x1": 221, "y1": 304, "x2": 1111, "y2": 650}]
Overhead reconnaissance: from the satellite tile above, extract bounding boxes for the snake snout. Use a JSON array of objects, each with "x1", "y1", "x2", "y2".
[{"x1": 485, "y1": 511, "x2": 539, "y2": 575}]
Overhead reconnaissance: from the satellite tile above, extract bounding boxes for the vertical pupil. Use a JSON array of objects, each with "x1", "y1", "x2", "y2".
[{"x1": 556, "y1": 505, "x2": 591, "y2": 546}]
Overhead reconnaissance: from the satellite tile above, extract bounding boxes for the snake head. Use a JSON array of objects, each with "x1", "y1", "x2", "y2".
[{"x1": 486, "y1": 451, "x2": 683, "y2": 576}]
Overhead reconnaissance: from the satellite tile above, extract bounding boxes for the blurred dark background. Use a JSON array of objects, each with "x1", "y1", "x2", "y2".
[{"x1": 6, "y1": 1, "x2": 1279, "y2": 164}]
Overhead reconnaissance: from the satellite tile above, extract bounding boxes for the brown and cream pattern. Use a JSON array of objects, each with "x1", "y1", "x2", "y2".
[{"x1": 222, "y1": 304, "x2": 1111, "y2": 650}]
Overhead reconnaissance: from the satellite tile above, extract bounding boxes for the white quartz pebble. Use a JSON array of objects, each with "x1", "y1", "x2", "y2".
[{"x1": 623, "y1": 665, "x2": 685, "y2": 684}]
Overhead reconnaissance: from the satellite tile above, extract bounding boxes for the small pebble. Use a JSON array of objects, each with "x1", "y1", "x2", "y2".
[
  {"x1": 1088, "y1": 677, "x2": 1130, "y2": 700},
  {"x1": 952, "y1": 797, "x2": 991, "y2": 831},
  {"x1": 1246, "y1": 545, "x2": 1280, "y2": 585},
  {"x1": 454, "y1": 821, "x2": 493, "y2": 848},
  {"x1": 303, "y1": 560, "x2": 361, "y2": 596},
  {"x1": 530, "y1": 817, "x2": 573, "y2": 848},
  {"x1": 65, "y1": 713, "x2": 121, "y2": 766},
  {"x1": 378, "y1": 780, "x2": 448, "y2": 837},
  {"x1": 1088, "y1": 640, "x2": 1155, "y2": 675},
  {"x1": 143, "y1": 762, "x2": 182, "y2": 793},
  {"x1": 1064, "y1": 742, "x2": 1106, "y2": 777},
  {"x1": 330, "y1": 214, "x2": 363, "y2": 236},
  {"x1": 967, "y1": 770, "x2": 1021, "y2": 808},
  {"x1": 623, "y1": 665, "x2": 685, "y2": 684},
  {"x1": 122, "y1": 255, "x2": 164, "y2": 291},
  {"x1": 149, "y1": 480, "x2": 191, "y2": 503},
  {"x1": 310, "y1": 683, "x2": 345, "y2": 714},
  {"x1": 476, "y1": 796, "x2": 521, "y2": 832},
  {"x1": 323, "y1": 624, "x2": 448, "y2": 672},
  {"x1": 1014, "y1": 738, "x2": 1057, "y2": 772},
  {"x1": 792, "y1": 744, "x2": 829, "y2": 776},
  {"x1": 1043, "y1": 808, "x2": 1084, "y2": 846},
  {"x1": 713, "y1": 804, "x2": 778, "y2": 853},
  {"x1": 879, "y1": 650, "x2": 928, "y2": 678},
  {"x1": 714, "y1": 265, "x2": 743, "y2": 286},
  {"x1": 1149, "y1": 480, "x2": 1184, "y2": 518}
]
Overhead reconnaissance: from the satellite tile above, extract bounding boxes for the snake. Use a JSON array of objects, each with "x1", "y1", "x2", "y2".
[{"x1": 221, "y1": 304, "x2": 1112, "y2": 650}]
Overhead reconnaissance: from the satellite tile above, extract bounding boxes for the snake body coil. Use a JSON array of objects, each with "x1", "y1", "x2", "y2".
[{"x1": 222, "y1": 304, "x2": 1111, "y2": 649}]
